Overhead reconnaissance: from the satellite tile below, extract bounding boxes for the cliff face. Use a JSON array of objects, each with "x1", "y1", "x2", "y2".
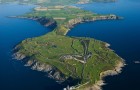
[
  {"x1": 9, "y1": 16, "x2": 57, "y2": 29},
  {"x1": 61, "y1": 15, "x2": 120, "y2": 35},
  {"x1": 13, "y1": 52, "x2": 66, "y2": 82},
  {"x1": 13, "y1": 52, "x2": 26, "y2": 60},
  {"x1": 26, "y1": 59, "x2": 66, "y2": 81},
  {"x1": 66, "y1": 15, "x2": 119, "y2": 28},
  {"x1": 11, "y1": 14, "x2": 119, "y2": 35},
  {"x1": 28, "y1": 17, "x2": 57, "y2": 29}
]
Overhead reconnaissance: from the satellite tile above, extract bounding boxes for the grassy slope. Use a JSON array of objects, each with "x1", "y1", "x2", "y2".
[
  {"x1": 16, "y1": 31, "x2": 122, "y2": 86},
  {"x1": 24, "y1": 7, "x2": 97, "y2": 24},
  {"x1": 23, "y1": 7, "x2": 102, "y2": 35}
]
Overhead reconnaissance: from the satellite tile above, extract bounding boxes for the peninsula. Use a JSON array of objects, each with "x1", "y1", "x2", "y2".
[{"x1": 4, "y1": 0, "x2": 125, "y2": 90}]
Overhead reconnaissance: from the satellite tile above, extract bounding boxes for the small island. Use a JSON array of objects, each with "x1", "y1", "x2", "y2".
[{"x1": 3, "y1": 0, "x2": 125, "y2": 90}]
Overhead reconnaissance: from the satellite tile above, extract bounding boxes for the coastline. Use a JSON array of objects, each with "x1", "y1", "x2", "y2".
[
  {"x1": 14, "y1": 44, "x2": 126, "y2": 90},
  {"x1": 63, "y1": 44, "x2": 125, "y2": 90},
  {"x1": 86, "y1": 61, "x2": 125, "y2": 90},
  {"x1": 13, "y1": 40, "x2": 125, "y2": 90},
  {"x1": 12, "y1": 5, "x2": 125, "y2": 90},
  {"x1": 64, "y1": 15, "x2": 121, "y2": 35},
  {"x1": 8, "y1": 14, "x2": 121, "y2": 36}
]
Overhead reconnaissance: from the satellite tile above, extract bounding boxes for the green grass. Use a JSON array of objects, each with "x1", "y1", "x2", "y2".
[
  {"x1": 23, "y1": 6, "x2": 102, "y2": 35},
  {"x1": 24, "y1": 7, "x2": 99, "y2": 24},
  {"x1": 16, "y1": 32, "x2": 122, "y2": 86}
]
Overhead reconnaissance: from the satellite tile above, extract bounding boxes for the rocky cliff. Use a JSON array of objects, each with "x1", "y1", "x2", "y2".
[
  {"x1": 13, "y1": 51, "x2": 66, "y2": 82},
  {"x1": 57, "y1": 14, "x2": 120, "y2": 35}
]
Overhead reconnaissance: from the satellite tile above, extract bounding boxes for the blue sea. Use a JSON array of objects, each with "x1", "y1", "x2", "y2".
[
  {"x1": 0, "y1": 3, "x2": 62, "y2": 90},
  {"x1": 68, "y1": 0, "x2": 140, "y2": 90},
  {"x1": 0, "y1": 0, "x2": 140, "y2": 90}
]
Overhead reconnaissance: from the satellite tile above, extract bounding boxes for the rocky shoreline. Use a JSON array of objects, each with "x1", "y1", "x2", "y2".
[
  {"x1": 96, "y1": 60, "x2": 125, "y2": 90},
  {"x1": 63, "y1": 45, "x2": 125, "y2": 90},
  {"x1": 13, "y1": 52, "x2": 66, "y2": 82},
  {"x1": 8, "y1": 14, "x2": 121, "y2": 36},
  {"x1": 12, "y1": 11, "x2": 124, "y2": 90},
  {"x1": 13, "y1": 41, "x2": 125, "y2": 90},
  {"x1": 63, "y1": 14, "x2": 121, "y2": 35},
  {"x1": 8, "y1": 16, "x2": 57, "y2": 29}
]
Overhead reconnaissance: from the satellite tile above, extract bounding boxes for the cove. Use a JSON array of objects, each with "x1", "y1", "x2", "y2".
[{"x1": 67, "y1": 0, "x2": 140, "y2": 90}]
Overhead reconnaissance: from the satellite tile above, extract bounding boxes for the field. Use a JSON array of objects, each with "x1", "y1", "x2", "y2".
[{"x1": 16, "y1": 31, "x2": 122, "y2": 87}]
